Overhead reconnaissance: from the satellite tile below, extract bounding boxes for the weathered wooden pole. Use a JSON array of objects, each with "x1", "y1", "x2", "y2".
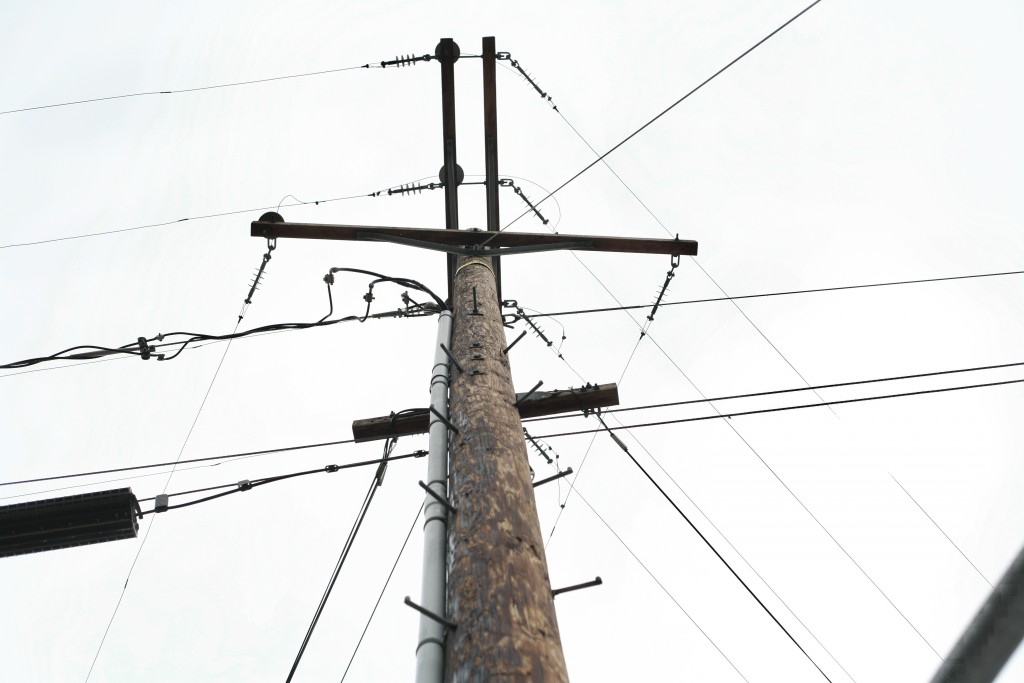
[{"x1": 445, "y1": 253, "x2": 569, "y2": 682}]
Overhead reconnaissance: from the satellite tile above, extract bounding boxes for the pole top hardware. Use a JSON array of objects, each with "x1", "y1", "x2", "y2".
[
  {"x1": 434, "y1": 38, "x2": 460, "y2": 64},
  {"x1": 252, "y1": 220, "x2": 698, "y2": 257},
  {"x1": 438, "y1": 163, "x2": 464, "y2": 187}
]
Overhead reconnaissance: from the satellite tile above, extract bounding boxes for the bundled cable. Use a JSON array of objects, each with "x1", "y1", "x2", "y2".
[{"x1": 1, "y1": 267, "x2": 445, "y2": 369}]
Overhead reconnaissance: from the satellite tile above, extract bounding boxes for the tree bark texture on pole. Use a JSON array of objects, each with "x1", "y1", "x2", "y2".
[{"x1": 445, "y1": 254, "x2": 569, "y2": 682}]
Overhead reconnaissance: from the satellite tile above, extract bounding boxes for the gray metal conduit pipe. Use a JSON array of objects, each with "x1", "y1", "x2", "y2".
[{"x1": 415, "y1": 310, "x2": 453, "y2": 683}]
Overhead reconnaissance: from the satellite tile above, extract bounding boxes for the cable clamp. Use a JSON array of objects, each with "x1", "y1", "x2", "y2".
[
  {"x1": 137, "y1": 337, "x2": 152, "y2": 360},
  {"x1": 418, "y1": 480, "x2": 457, "y2": 514},
  {"x1": 237, "y1": 479, "x2": 252, "y2": 491},
  {"x1": 154, "y1": 494, "x2": 169, "y2": 512},
  {"x1": 325, "y1": 464, "x2": 340, "y2": 473}
]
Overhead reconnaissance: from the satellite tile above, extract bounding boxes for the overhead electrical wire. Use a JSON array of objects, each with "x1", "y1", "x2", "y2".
[
  {"x1": 889, "y1": 474, "x2": 994, "y2": 589},
  {"x1": 285, "y1": 437, "x2": 396, "y2": 682},
  {"x1": 525, "y1": 306, "x2": 853, "y2": 679},
  {"x1": 0, "y1": 268, "x2": 444, "y2": 370},
  {"x1": 0, "y1": 304, "x2": 420, "y2": 379},
  {"x1": 597, "y1": 415, "x2": 832, "y2": 681},
  {"x1": 485, "y1": 0, "x2": 826, "y2": 239},
  {"x1": 0, "y1": 436, "x2": 359, "y2": 489},
  {"x1": 628, "y1": 322, "x2": 947, "y2": 660},
  {"x1": 135, "y1": 450, "x2": 425, "y2": 513},
  {"x1": 0, "y1": 193, "x2": 362, "y2": 250},
  {"x1": 515, "y1": 245, "x2": 836, "y2": 679},
  {"x1": 0, "y1": 63, "x2": 386, "y2": 117},
  {"x1": 0, "y1": 174, "x2": 437, "y2": 250},
  {"x1": 524, "y1": 360, "x2": 1024, "y2": 424},
  {"x1": 518, "y1": 269, "x2": 1024, "y2": 320},
  {"x1": 527, "y1": 54, "x2": 834, "y2": 418},
  {"x1": 86, "y1": 267, "x2": 259, "y2": 682},
  {"x1": 340, "y1": 503, "x2": 424, "y2": 682},
  {"x1": 567, "y1": 478, "x2": 749, "y2": 681},
  {"x1": 534, "y1": 377, "x2": 1024, "y2": 440},
  {"x1": 5, "y1": 267, "x2": 1015, "y2": 379}
]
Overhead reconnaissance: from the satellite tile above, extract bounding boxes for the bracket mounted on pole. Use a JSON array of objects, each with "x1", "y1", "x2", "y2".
[
  {"x1": 352, "y1": 382, "x2": 619, "y2": 442},
  {"x1": 252, "y1": 220, "x2": 698, "y2": 257}
]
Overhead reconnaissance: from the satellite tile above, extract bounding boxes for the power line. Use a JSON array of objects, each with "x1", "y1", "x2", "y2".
[
  {"x1": 527, "y1": 275, "x2": 853, "y2": 679},
  {"x1": 285, "y1": 438, "x2": 395, "y2": 682},
  {"x1": 340, "y1": 503, "x2": 423, "y2": 682},
  {"x1": 569, "y1": 482, "x2": 749, "y2": 681},
  {"x1": 0, "y1": 193, "x2": 368, "y2": 250},
  {"x1": 0, "y1": 63, "x2": 380, "y2": 117},
  {"x1": 516, "y1": 269, "x2": 1024, "y2": 319},
  {"x1": 890, "y1": 474, "x2": 994, "y2": 589},
  {"x1": 524, "y1": 360, "x2": 1024, "y2": 424},
  {"x1": 1, "y1": 269, "x2": 444, "y2": 370},
  {"x1": 596, "y1": 415, "x2": 832, "y2": 681},
  {"x1": 0, "y1": 173, "x2": 441, "y2": 250},
  {"x1": 136, "y1": 451, "x2": 425, "y2": 512},
  {"x1": 486, "y1": 0, "x2": 827, "y2": 238},
  {"x1": 84, "y1": 311, "x2": 243, "y2": 682},
  {"x1": 0, "y1": 436, "x2": 359, "y2": 488},
  {"x1": 600, "y1": 412, "x2": 857, "y2": 681},
  {"x1": 550, "y1": 87, "x2": 833, "y2": 416},
  {"x1": 534, "y1": 377, "x2": 1024, "y2": 439},
  {"x1": 633, "y1": 325, "x2": 947, "y2": 661}
]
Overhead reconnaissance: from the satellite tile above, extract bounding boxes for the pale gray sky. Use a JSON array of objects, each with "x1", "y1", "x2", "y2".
[{"x1": 2, "y1": 1, "x2": 1023, "y2": 681}]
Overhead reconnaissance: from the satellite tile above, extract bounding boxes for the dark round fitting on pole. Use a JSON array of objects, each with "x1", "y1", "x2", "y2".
[
  {"x1": 258, "y1": 211, "x2": 284, "y2": 223},
  {"x1": 434, "y1": 38, "x2": 460, "y2": 64},
  {"x1": 438, "y1": 164, "x2": 465, "y2": 187}
]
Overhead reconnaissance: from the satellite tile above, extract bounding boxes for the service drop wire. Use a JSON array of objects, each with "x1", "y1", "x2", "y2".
[
  {"x1": 596, "y1": 414, "x2": 833, "y2": 682},
  {"x1": 0, "y1": 267, "x2": 446, "y2": 370},
  {"x1": 136, "y1": 450, "x2": 426, "y2": 515},
  {"x1": 284, "y1": 436, "x2": 397, "y2": 682}
]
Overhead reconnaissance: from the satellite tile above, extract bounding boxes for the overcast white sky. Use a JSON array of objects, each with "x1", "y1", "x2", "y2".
[{"x1": 2, "y1": 1, "x2": 1024, "y2": 681}]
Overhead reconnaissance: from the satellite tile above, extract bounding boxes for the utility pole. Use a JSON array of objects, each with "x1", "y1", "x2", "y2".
[
  {"x1": 445, "y1": 251, "x2": 568, "y2": 680},
  {"x1": 442, "y1": 36, "x2": 566, "y2": 681},
  {"x1": 250, "y1": 35, "x2": 696, "y2": 681}
]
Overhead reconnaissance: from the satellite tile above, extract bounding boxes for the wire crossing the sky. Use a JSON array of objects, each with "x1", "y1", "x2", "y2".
[
  {"x1": 596, "y1": 415, "x2": 833, "y2": 681},
  {"x1": 525, "y1": 359, "x2": 1024, "y2": 423},
  {"x1": 488, "y1": 0, "x2": 827, "y2": 238},
  {"x1": 285, "y1": 437, "x2": 396, "y2": 682},
  {"x1": 0, "y1": 62, "x2": 388, "y2": 116},
  {"x1": 521, "y1": 269, "x2": 1024, "y2": 319},
  {"x1": 535, "y1": 377, "x2": 1024, "y2": 439}
]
